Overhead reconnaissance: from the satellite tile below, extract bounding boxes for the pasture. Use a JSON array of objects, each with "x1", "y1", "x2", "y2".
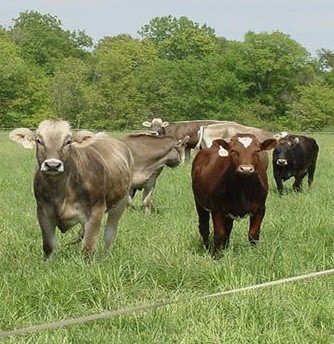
[{"x1": 0, "y1": 131, "x2": 334, "y2": 343}]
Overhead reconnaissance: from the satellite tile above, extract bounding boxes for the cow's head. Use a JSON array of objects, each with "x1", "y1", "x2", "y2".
[
  {"x1": 213, "y1": 134, "x2": 277, "y2": 175},
  {"x1": 142, "y1": 118, "x2": 169, "y2": 135},
  {"x1": 165, "y1": 135, "x2": 190, "y2": 167},
  {"x1": 273, "y1": 135, "x2": 299, "y2": 167},
  {"x1": 9, "y1": 120, "x2": 97, "y2": 176}
]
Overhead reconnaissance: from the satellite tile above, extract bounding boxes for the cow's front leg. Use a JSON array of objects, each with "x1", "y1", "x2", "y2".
[
  {"x1": 212, "y1": 212, "x2": 233, "y2": 258},
  {"x1": 37, "y1": 205, "x2": 56, "y2": 260},
  {"x1": 292, "y1": 174, "x2": 305, "y2": 192},
  {"x1": 273, "y1": 171, "x2": 284, "y2": 195},
  {"x1": 248, "y1": 208, "x2": 265, "y2": 245},
  {"x1": 142, "y1": 174, "x2": 157, "y2": 214},
  {"x1": 82, "y1": 206, "x2": 104, "y2": 254},
  {"x1": 195, "y1": 201, "x2": 210, "y2": 249}
]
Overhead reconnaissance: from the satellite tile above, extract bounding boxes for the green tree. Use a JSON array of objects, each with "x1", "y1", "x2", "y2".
[
  {"x1": 0, "y1": 33, "x2": 52, "y2": 127},
  {"x1": 139, "y1": 16, "x2": 219, "y2": 60},
  {"x1": 10, "y1": 11, "x2": 93, "y2": 75},
  {"x1": 93, "y1": 34, "x2": 158, "y2": 128},
  {"x1": 224, "y1": 31, "x2": 317, "y2": 122},
  {"x1": 286, "y1": 82, "x2": 334, "y2": 131}
]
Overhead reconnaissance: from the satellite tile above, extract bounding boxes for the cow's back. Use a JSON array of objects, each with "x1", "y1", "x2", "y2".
[{"x1": 165, "y1": 120, "x2": 219, "y2": 148}]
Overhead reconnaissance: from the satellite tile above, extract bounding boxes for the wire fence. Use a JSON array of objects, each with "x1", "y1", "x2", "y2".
[{"x1": 1, "y1": 267, "x2": 334, "y2": 339}]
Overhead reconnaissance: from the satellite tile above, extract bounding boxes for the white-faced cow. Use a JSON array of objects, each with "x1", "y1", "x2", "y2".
[
  {"x1": 142, "y1": 118, "x2": 219, "y2": 161},
  {"x1": 272, "y1": 134, "x2": 319, "y2": 194},
  {"x1": 121, "y1": 133, "x2": 189, "y2": 214},
  {"x1": 196, "y1": 121, "x2": 287, "y2": 149},
  {"x1": 9, "y1": 120, "x2": 134, "y2": 259},
  {"x1": 192, "y1": 133, "x2": 277, "y2": 258}
]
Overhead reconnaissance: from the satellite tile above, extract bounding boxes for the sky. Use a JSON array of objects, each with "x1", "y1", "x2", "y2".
[{"x1": 1, "y1": 0, "x2": 333, "y2": 55}]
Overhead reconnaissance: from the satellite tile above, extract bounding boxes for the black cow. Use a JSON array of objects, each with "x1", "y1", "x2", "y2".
[{"x1": 272, "y1": 134, "x2": 319, "y2": 194}]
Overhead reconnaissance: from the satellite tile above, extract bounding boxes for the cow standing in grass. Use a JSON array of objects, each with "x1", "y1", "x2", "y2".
[
  {"x1": 121, "y1": 133, "x2": 189, "y2": 214},
  {"x1": 10, "y1": 120, "x2": 134, "y2": 259},
  {"x1": 142, "y1": 118, "x2": 219, "y2": 161},
  {"x1": 272, "y1": 134, "x2": 319, "y2": 194},
  {"x1": 191, "y1": 134, "x2": 277, "y2": 258}
]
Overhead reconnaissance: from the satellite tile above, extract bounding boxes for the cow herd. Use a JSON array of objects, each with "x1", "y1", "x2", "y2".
[{"x1": 9, "y1": 118, "x2": 319, "y2": 260}]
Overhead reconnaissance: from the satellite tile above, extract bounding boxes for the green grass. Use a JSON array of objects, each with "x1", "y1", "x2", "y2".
[{"x1": 0, "y1": 131, "x2": 334, "y2": 343}]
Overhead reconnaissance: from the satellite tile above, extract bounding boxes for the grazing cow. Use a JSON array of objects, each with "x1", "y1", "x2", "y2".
[
  {"x1": 121, "y1": 133, "x2": 189, "y2": 214},
  {"x1": 142, "y1": 118, "x2": 219, "y2": 161},
  {"x1": 196, "y1": 121, "x2": 287, "y2": 149},
  {"x1": 9, "y1": 120, "x2": 134, "y2": 259},
  {"x1": 191, "y1": 133, "x2": 277, "y2": 258},
  {"x1": 272, "y1": 134, "x2": 319, "y2": 194}
]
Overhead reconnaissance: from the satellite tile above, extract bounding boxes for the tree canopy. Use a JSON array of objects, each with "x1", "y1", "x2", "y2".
[{"x1": 1, "y1": 11, "x2": 333, "y2": 131}]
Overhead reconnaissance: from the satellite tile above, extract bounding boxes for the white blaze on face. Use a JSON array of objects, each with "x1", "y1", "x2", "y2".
[
  {"x1": 218, "y1": 146, "x2": 228, "y2": 157},
  {"x1": 238, "y1": 137, "x2": 253, "y2": 148}
]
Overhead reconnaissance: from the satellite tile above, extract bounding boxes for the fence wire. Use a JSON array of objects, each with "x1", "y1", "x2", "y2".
[{"x1": 1, "y1": 267, "x2": 334, "y2": 339}]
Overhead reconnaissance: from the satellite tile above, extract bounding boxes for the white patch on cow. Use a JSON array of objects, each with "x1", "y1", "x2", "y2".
[
  {"x1": 218, "y1": 146, "x2": 229, "y2": 157},
  {"x1": 238, "y1": 137, "x2": 253, "y2": 148}
]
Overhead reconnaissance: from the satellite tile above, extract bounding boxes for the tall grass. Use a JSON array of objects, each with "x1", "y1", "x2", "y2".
[{"x1": 0, "y1": 132, "x2": 334, "y2": 343}]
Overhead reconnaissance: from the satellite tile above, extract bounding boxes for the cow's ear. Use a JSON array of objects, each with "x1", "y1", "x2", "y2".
[
  {"x1": 162, "y1": 121, "x2": 169, "y2": 127},
  {"x1": 142, "y1": 121, "x2": 152, "y2": 128},
  {"x1": 72, "y1": 130, "x2": 96, "y2": 146},
  {"x1": 213, "y1": 138, "x2": 230, "y2": 150},
  {"x1": 9, "y1": 128, "x2": 35, "y2": 149},
  {"x1": 260, "y1": 138, "x2": 277, "y2": 151}
]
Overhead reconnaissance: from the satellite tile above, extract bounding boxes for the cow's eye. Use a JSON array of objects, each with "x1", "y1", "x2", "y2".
[
  {"x1": 36, "y1": 138, "x2": 43, "y2": 145},
  {"x1": 65, "y1": 139, "x2": 72, "y2": 146}
]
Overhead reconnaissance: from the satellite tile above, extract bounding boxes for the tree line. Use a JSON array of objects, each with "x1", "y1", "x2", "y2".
[{"x1": 1, "y1": 11, "x2": 334, "y2": 131}]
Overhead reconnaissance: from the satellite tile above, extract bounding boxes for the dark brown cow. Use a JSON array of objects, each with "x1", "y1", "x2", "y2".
[
  {"x1": 10, "y1": 120, "x2": 134, "y2": 259},
  {"x1": 142, "y1": 118, "x2": 219, "y2": 161},
  {"x1": 272, "y1": 134, "x2": 319, "y2": 194},
  {"x1": 191, "y1": 133, "x2": 277, "y2": 258},
  {"x1": 121, "y1": 133, "x2": 189, "y2": 214}
]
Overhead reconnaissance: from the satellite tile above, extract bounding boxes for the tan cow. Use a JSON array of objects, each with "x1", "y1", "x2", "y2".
[
  {"x1": 9, "y1": 120, "x2": 134, "y2": 259},
  {"x1": 142, "y1": 118, "x2": 220, "y2": 161},
  {"x1": 196, "y1": 121, "x2": 287, "y2": 150},
  {"x1": 121, "y1": 133, "x2": 189, "y2": 214}
]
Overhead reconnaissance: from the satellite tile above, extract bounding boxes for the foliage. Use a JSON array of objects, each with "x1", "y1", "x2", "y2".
[
  {"x1": 285, "y1": 82, "x2": 334, "y2": 131},
  {"x1": 10, "y1": 11, "x2": 92, "y2": 75},
  {"x1": 0, "y1": 11, "x2": 332, "y2": 131},
  {"x1": 139, "y1": 15, "x2": 219, "y2": 60}
]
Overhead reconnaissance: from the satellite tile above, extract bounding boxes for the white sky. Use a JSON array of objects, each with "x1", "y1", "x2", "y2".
[{"x1": 1, "y1": 0, "x2": 333, "y2": 55}]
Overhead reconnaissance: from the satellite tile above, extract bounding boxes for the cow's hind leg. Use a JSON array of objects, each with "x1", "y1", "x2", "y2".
[
  {"x1": 104, "y1": 195, "x2": 128, "y2": 252},
  {"x1": 212, "y1": 212, "x2": 233, "y2": 259},
  {"x1": 195, "y1": 201, "x2": 210, "y2": 249},
  {"x1": 82, "y1": 207, "x2": 105, "y2": 255},
  {"x1": 307, "y1": 163, "x2": 316, "y2": 187}
]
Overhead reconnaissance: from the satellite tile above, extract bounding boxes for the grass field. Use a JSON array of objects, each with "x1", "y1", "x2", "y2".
[{"x1": 0, "y1": 131, "x2": 334, "y2": 343}]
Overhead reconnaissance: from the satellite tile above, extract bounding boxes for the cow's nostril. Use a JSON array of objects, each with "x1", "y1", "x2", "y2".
[
  {"x1": 238, "y1": 165, "x2": 255, "y2": 174},
  {"x1": 41, "y1": 159, "x2": 64, "y2": 173}
]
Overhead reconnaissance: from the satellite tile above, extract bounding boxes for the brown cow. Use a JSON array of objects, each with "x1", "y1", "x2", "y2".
[
  {"x1": 191, "y1": 133, "x2": 277, "y2": 258},
  {"x1": 9, "y1": 120, "x2": 134, "y2": 259},
  {"x1": 121, "y1": 133, "x2": 189, "y2": 214},
  {"x1": 142, "y1": 118, "x2": 219, "y2": 161}
]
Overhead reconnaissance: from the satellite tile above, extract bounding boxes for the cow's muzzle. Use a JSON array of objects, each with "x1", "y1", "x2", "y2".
[
  {"x1": 237, "y1": 164, "x2": 255, "y2": 174},
  {"x1": 41, "y1": 159, "x2": 64, "y2": 174},
  {"x1": 276, "y1": 158, "x2": 288, "y2": 166}
]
